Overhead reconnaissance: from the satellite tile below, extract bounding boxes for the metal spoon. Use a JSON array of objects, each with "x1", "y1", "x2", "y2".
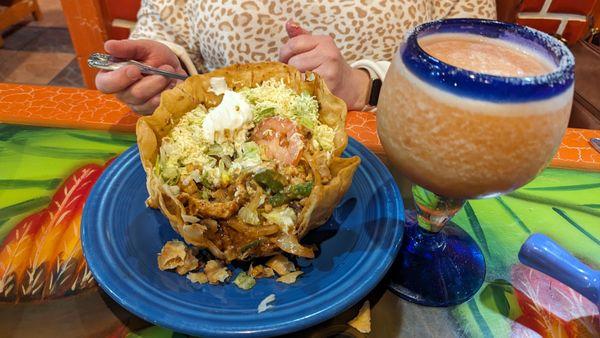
[
  {"x1": 590, "y1": 138, "x2": 600, "y2": 153},
  {"x1": 87, "y1": 52, "x2": 188, "y2": 81}
]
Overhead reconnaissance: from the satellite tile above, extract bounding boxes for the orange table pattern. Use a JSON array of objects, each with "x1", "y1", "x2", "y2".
[
  {"x1": 0, "y1": 84, "x2": 137, "y2": 132},
  {"x1": 1, "y1": 83, "x2": 598, "y2": 171}
]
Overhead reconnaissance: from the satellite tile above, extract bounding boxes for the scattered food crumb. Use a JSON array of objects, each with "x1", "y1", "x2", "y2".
[
  {"x1": 258, "y1": 294, "x2": 276, "y2": 313},
  {"x1": 233, "y1": 271, "x2": 256, "y2": 290},
  {"x1": 157, "y1": 240, "x2": 199, "y2": 275},
  {"x1": 348, "y1": 300, "x2": 371, "y2": 333},
  {"x1": 276, "y1": 271, "x2": 303, "y2": 284},
  {"x1": 187, "y1": 272, "x2": 208, "y2": 284},
  {"x1": 248, "y1": 264, "x2": 275, "y2": 278},
  {"x1": 204, "y1": 260, "x2": 231, "y2": 284},
  {"x1": 176, "y1": 250, "x2": 199, "y2": 275},
  {"x1": 266, "y1": 254, "x2": 296, "y2": 275}
]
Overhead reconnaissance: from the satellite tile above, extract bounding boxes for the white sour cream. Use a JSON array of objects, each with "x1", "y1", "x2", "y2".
[{"x1": 202, "y1": 82, "x2": 253, "y2": 143}]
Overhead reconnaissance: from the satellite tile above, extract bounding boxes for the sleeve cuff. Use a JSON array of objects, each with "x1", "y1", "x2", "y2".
[
  {"x1": 130, "y1": 37, "x2": 199, "y2": 76},
  {"x1": 350, "y1": 59, "x2": 390, "y2": 81},
  {"x1": 350, "y1": 60, "x2": 390, "y2": 112}
]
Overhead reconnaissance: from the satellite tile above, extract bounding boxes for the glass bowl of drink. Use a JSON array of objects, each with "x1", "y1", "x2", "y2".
[{"x1": 377, "y1": 18, "x2": 574, "y2": 307}]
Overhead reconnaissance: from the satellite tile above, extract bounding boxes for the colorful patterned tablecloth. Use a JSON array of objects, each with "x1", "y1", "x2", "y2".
[{"x1": 0, "y1": 83, "x2": 598, "y2": 337}]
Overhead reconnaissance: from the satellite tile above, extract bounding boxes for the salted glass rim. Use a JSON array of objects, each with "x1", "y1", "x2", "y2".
[{"x1": 400, "y1": 18, "x2": 575, "y2": 102}]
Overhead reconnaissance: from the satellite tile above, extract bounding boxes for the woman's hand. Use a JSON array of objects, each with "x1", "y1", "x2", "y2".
[
  {"x1": 95, "y1": 39, "x2": 187, "y2": 115},
  {"x1": 279, "y1": 21, "x2": 370, "y2": 111}
]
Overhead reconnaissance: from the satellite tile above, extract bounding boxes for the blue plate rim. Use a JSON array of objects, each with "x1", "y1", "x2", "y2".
[{"x1": 82, "y1": 137, "x2": 404, "y2": 337}]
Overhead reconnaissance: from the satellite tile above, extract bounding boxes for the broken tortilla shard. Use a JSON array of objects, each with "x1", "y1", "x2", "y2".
[
  {"x1": 348, "y1": 300, "x2": 371, "y2": 333},
  {"x1": 157, "y1": 239, "x2": 198, "y2": 275},
  {"x1": 187, "y1": 272, "x2": 208, "y2": 284},
  {"x1": 276, "y1": 271, "x2": 303, "y2": 284}
]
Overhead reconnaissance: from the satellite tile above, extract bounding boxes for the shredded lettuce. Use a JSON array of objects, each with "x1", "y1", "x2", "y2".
[
  {"x1": 158, "y1": 105, "x2": 212, "y2": 183},
  {"x1": 254, "y1": 106, "x2": 276, "y2": 121},
  {"x1": 233, "y1": 271, "x2": 256, "y2": 290},
  {"x1": 263, "y1": 206, "x2": 297, "y2": 233},
  {"x1": 232, "y1": 141, "x2": 262, "y2": 170},
  {"x1": 292, "y1": 92, "x2": 319, "y2": 130},
  {"x1": 238, "y1": 192, "x2": 264, "y2": 226},
  {"x1": 313, "y1": 124, "x2": 336, "y2": 152},
  {"x1": 238, "y1": 205, "x2": 260, "y2": 226}
]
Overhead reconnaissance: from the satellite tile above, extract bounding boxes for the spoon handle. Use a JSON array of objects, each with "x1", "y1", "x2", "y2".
[
  {"x1": 87, "y1": 53, "x2": 188, "y2": 81},
  {"x1": 519, "y1": 233, "x2": 600, "y2": 307},
  {"x1": 128, "y1": 60, "x2": 188, "y2": 80}
]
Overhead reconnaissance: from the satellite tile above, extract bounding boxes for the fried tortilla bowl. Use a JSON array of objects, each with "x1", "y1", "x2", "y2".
[{"x1": 137, "y1": 62, "x2": 360, "y2": 262}]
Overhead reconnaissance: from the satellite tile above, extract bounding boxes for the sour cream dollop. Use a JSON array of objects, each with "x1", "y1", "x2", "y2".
[{"x1": 202, "y1": 78, "x2": 253, "y2": 143}]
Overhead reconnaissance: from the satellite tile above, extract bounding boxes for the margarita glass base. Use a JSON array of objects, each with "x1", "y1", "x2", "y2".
[{"x1": 389, "y1": 213, "x2": 486, "y2": 307}]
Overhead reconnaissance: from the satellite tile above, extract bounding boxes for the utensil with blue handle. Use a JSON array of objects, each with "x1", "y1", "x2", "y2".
[{"x1": 519, "y1": 233, "x2": 600, "y2": 308}]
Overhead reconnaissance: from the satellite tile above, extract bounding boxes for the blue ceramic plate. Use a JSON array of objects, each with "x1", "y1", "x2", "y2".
[{"x1": 82, "y1": 138, "x2": 404, "y2": 337}]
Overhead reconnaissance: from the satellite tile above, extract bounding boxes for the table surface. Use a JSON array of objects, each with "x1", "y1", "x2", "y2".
[{"x1": 0, "y1": 83, "x2": 598, "y2": 338}]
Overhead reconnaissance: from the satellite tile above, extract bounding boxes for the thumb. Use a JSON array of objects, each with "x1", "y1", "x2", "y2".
[
  {"x1": 285, "y1": 20, "x2": 309, "y2": 38},
  {"x1": 104, "y1": 39, "x2": 151, "y2": 61}
]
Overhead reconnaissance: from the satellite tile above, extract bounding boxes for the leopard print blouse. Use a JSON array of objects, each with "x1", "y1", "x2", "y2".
[{"x1": 130, "y1": 0, "x2": 496, "y2": 74}]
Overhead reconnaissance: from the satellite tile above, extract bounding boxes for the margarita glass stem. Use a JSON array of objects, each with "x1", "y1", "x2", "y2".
[
  {"x1": 412, "y1": 185, "x2": 464, "y2": 233},
  {"x1": 389, "y1": 185, "x2": 485, "y2": 307}
]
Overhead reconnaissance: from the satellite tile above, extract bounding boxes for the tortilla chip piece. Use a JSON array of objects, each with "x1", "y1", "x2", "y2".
[
  {"x1": 248, "y1": 264, "x2": 275, "y2": 279},
  {"x1": 187, "y1": 272, "x2": 208, "y2": 284},
  {"x1": 204, "y1": 260, "x2": 231, "y2": 284},
  {"x1": 157, "y1": 240, "x2": 198, "y2": 274},
  {"x1": 348, "y1": 300, "x2": 371, "y2": 334},
  {"x1": 266, "y1": 254, "x2": 296, "y2": 276},
  {"x1": 276, "y1": 271, "x2": 303, "y2": 284},
  {"x1": 137, "y1": 62, "x2": 360, "y2": 261},
  {"x1": 175, "y1": 250, "x2": 199, "y2": 275}
]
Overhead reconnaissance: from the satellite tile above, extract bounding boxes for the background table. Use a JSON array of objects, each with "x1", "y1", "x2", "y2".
[{"x1": 0, "y1": 83, "x2": 598, "y2": 337}]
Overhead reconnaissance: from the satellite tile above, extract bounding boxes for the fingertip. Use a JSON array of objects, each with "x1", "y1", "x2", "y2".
[
  {"x1": 96, "y1": 66, "x2": 140, "y2": 94},
  {"x1": 95, "y1": 69, "x2": 118, "y2": 92},
  {"x1": 285, "y1": 19, "x2": 308, "y2": 38},
  {"x1": 95, "y1": 73, "x2": 107, "y2": 92},
  {"x1": 124, "y1": 65, "x2": 142, "y2": 80},
  {"x1": 104, "y1": 39, "x2": 119, "y2": 52},
  {"x1": 105, "y1": 39, "x2": 148, "y2": 60},
  {"x1": 285, "y1": 20, "x2": 296, "y2": 32},
  {"x1": 159, "y1": 64, "x2": 175, "y2": 72},
  {"x1": 151, "y1": 94, "x2": 161, "y2": 106}
]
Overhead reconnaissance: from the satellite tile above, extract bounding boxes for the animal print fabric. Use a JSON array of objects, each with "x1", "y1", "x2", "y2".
[{"x1": 130, "y1": 0, "x2": 496, "y2": 73}]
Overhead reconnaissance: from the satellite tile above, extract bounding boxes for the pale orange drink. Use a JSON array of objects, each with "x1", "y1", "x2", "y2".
[{"x1": 378, "y1": 31, "x2": 573, "y2": 199}]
